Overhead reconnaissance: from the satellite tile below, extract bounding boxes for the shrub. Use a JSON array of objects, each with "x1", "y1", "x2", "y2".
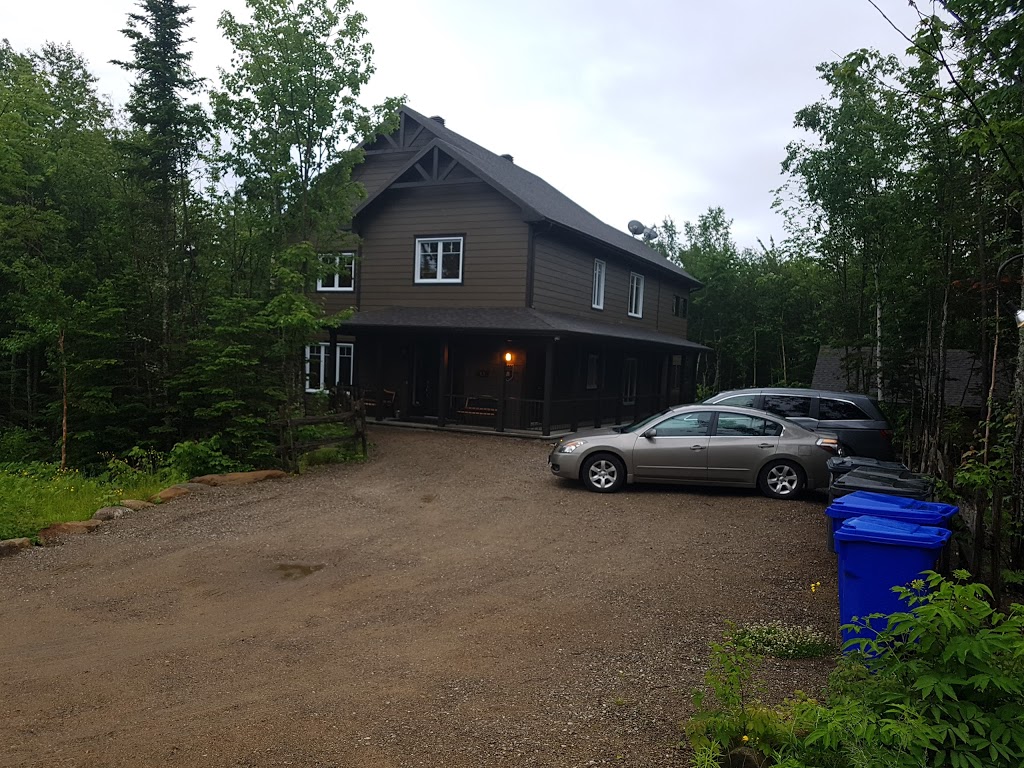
[
  {"x1": 168, "y1": 435, "x2": 248, "y2": 478},
  {"x1": 686, "y1": 572, "x2": 1024, "y2": 768}
]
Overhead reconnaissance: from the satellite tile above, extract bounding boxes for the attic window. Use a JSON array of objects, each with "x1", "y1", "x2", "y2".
[{"x1": 415, "y1": 236, "x2": 463, "y2": 284}]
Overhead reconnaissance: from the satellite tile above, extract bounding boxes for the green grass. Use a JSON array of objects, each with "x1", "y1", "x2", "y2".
[{"x1": 0, "y1": 463, "x2": 183, "y2": 541}]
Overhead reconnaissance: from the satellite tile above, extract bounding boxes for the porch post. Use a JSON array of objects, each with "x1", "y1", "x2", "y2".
[
  {"x1": 570, "y1": 346, "x2": 582, "y2": 432},
  {"x1": 542, "y1": 338, "x2": 554, "y2": 436},
  {"x1": 436, "y1": 338, "x2": 448, "y2": 427},
  {"x1": 497, "y1": 349, "x2": 507, "y2": 433},
  {"x1": 327, "y1": 327, "x2": 339, "y2": 411},
  {"x1": 374, "y1": 340, "x2": 385, "y2": 422}
]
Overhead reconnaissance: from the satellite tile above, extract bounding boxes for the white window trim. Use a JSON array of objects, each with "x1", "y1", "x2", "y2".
[
  {"x1": 414, "y1": 236, "x2": 464, "y2": 284},
  {"x1": 316, "y1": 252, "x2": 356, "y2": 292},
  {"x1": 305, "y1": 342, "x2": 355, "y2": 393},
  {"x1": 592, "y1": 259, "x2": 605, "y2": 310},
  {"x1": 628, "y1": 272, "x2": 644, "y2": 318}
]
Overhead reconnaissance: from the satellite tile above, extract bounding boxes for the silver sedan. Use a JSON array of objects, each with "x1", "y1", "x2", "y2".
[{"x1": 547, "y1": 405, "x2": 841, "y2": 498}]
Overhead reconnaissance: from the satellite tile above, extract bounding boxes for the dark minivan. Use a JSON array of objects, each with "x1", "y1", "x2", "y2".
[{"x1": 703, "y1": 388, "x2": 894, "y2": 460}]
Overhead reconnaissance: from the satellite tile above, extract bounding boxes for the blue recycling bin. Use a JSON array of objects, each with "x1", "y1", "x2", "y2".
[
  {"x1": 835, "y1": 515, "x2": 951, "y2": 652},
  {"x1": 825, "y1": 491, "x2": 958, "y2": 552}
]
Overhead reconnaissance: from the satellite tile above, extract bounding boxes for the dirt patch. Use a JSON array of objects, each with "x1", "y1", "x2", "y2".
[{"x1": 0, "y1": 428, "x2": 839, "y2": 767}]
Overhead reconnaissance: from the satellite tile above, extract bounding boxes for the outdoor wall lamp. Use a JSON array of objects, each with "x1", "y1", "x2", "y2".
[{"x1": 504, "y1": 352, "x2": 513, "y2": 363}]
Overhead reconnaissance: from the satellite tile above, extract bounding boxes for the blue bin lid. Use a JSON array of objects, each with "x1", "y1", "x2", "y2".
[
  {"x1": 834, "y1": 515, "x2": 951, "y2": 548},
  {"x1": 826, "y1": 491, "x2": 958, "y2": 523},
  {"x1": 827, "y1": 493, "x2": 954, "y2": 524}
]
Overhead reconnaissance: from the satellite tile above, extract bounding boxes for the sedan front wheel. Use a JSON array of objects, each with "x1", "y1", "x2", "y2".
[
  {"x1": 581, "y1": 453, "x2": 626, "y2": 493},
  {"x1": 758, "y1": 460, "x2": 805, "y2": 499}
]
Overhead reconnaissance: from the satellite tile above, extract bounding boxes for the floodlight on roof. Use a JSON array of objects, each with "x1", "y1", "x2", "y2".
[{"x1": 627, "y1": 220, "x2": 645, "y2": 236}]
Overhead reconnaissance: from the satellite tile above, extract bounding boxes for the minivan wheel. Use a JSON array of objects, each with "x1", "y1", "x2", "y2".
[
  {"x1": 581, "y1": 453, "x2": 626, "y2": 493},
  {"x1": 758, "y1": 460, "x2": 805, "y2": 499}
]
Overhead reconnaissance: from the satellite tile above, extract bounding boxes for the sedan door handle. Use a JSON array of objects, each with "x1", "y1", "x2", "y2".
[
  {"x1": 690, "y1": 444, "x2": 706, "y2": 451},
  {"x1": 758, "y1": 443, "x2": 774, "y2": 448}
]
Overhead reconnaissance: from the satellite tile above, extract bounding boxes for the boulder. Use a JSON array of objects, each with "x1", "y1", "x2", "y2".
[
  {"x1": 119, "y1": 499, "x2": 155, "y2": 511},
  {"x1": 190, "y1": 470, "x2": 288, "y2": 487},
  {"x1": 92, "y1": 506, "x2": 132, "y2": 521},
  {"x1": 148, "y1": 483, "x2": 208, "y2": 503},
  {"x1": 0, "y1": 538, "x2": 32, "y2": 557},
  {"x1": 37, "y1": 520, "x2": 103, "y2": 546}
]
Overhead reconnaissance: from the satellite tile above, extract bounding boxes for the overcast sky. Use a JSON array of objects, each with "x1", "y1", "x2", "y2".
[{"x1": 6, "y1": 0, "x2": 926, "y2": 248}]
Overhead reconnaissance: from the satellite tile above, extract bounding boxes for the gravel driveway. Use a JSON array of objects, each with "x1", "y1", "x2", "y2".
[{"x1": 0, "y1": 427, "x2": 839, "y2": 767}]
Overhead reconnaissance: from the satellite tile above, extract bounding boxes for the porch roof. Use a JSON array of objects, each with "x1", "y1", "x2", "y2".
[{"x1": 341, "y1": 307, "x2": 709, "y2": 350}]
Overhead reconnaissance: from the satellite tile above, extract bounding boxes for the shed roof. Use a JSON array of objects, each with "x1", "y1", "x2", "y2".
[{"x1": 342, "y1": 306, "x2": 709, "y2": 350}]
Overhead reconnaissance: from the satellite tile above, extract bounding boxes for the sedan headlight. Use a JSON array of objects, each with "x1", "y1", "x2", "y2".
[{"x1": 558, "y1": 439, "x2": 587, "y2": 454}]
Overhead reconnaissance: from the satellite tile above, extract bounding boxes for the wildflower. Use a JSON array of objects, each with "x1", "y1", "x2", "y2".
[
  {"x1": 741, "y1": 735, "x2": 749, "y2": 743},
  {"x1": 810, "y1": 581, "x2": 822, "y2": 593}
]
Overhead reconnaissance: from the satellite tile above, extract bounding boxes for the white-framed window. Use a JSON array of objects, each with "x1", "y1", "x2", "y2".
[
  {"x1": 415, "y1": 236, "x2": 463, "y2": 283},
  {"x1": 628, "y1": 272, "x2": 644, "y2": 318},
  {"x1": 305, "y1": 342, "x2": 354, "y2": 393},
  {"x1": 317, "y1": 252, "x2": 355, "y2": 292},
  {"x1": 592, "y1": 259, "x2": 605, "y2": 309},
  {"x1": 622, "y1": 357, "x2": 638, "y2": 405}
]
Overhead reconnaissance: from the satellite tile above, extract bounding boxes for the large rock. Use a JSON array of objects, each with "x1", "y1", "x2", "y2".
[
  {"x1": 119, "y1": 499, "x2": 155, "y2": 511},
  {"x1": 190, "y1": 470, "x2": 288, "y2": 487},
  {"x1": 0, "y1": 538, "x2": 32, "y2": 557},
  {"x1": 148, "y1": 483, "x2": 208, "y2": 503},
  {"x1": 37, "y1": 520, "x2": 103, "y2": 546},
  {"x1": 92, "y1": 506, "x2": 132, "y2": 521}
]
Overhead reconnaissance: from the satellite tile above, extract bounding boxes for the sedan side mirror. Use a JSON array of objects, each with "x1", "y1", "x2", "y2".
[{"x1": 643, "y1": 428, "x2": 657, "y2": 439}]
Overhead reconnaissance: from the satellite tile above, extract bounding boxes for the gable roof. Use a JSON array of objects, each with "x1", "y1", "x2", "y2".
[
  {"x1": 357, "y1": 107, "x2": 701, "y2": 289},
  {"x1": 811, "y1": 346, "x2": 1012, "y2": 409}
]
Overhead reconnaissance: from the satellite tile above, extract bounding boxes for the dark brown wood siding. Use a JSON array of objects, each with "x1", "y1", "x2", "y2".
[
  {"x1": 352, "y1": 151, "x2": 417, "y2": 202},
  {"x1": 357, "y1": 182, "x2": 529, "y2": 309},
  {"x1": 531, "y1": 233, "x2": 690, "y2": 337}
]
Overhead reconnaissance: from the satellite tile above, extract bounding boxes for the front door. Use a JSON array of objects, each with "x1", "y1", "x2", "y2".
[{"x1": 631, "y1": 410, "x2": 714, "y2": 481}]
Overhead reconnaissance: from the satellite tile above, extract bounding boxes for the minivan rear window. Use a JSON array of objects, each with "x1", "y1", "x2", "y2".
[
  {"x1": 716, "y1": 394, "x2": 757, "y2": 408},
  {"x1": 819, "y1": 398, "x2": 869, "y2": 421},
  {"x1": 763, "y1": 394, "x2": 812, "y2": 418}
]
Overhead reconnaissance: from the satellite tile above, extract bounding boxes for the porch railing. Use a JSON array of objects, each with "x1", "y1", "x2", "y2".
[{"x1": 439, "y1": 393, "x2": 664, "y2": 436}]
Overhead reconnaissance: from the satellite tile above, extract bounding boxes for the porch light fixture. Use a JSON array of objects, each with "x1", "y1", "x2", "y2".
[
  {"x1": 504, "y1": 352, "x2": 513, "y2": 363},
  {"x1": 1016, "y1": 308, "x2": 1024, "y2": 329}
]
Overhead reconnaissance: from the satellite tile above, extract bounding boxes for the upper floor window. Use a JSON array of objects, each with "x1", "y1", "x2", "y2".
[
  {"x1": 317, "y1": 252, "x2": 355, "y2": 292},
  {"x1": 592, "y1": 259, "x2": 605, "y2": 309},
  {"x1": 672, "y1": 294, "x2": 688, "y2": 318},
  {"x1": 415, "y1": 236, "x2": 463, "y2": 283},
  {"x1": 628, "y1": 273, "x2": 644, "y2": 318}
]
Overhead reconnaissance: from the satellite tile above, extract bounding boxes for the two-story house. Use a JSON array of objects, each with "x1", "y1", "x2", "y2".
[{"x1": 309, "y1": 106, "x2": 706, "y2": 435}]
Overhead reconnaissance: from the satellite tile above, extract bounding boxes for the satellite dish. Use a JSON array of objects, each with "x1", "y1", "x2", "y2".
[
  {"x1": 627, "y1": 220, "x2": 645, "y2": 236},
  {"x1": 642, "y1": 227, "x2": 659, "y2": 241}
]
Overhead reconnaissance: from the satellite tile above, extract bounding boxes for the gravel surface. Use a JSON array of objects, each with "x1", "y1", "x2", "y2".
[{"x1": 0, "y1": 427, "x2": 839, "y2": 767}]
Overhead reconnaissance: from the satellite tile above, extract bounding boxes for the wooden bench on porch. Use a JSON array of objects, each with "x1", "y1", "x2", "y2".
[
  {"x1": 456, "y1": 396, "x2": 497, "y2": 424},
  {"x1": 362, "y1": 389, "x2": 396, "y2": 417}
]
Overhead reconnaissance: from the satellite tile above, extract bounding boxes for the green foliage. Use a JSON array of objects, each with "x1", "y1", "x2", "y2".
[
  {"x1": 733, "y1": 621, "x2": 834, "y2": 660},
  {"x1": 0, "y1": 456, "x2": 182, "y2": 540},
  {"x1": 955, "y1": 405, "x2": 1016, "y2": 499},
  {"x1": 0, "y1": 428, "x2": 54, "y2": 463},
  {"x1": 685, "y1": 572, "x2": 1024, "y2": 768},
  {"x1": 168, "y1": 436, "x2": 249, "y2": 479}
]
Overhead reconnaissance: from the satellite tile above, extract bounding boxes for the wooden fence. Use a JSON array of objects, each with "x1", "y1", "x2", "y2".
[{"x1": 275, "y1": 403, "x2": 368, "y2": 472}]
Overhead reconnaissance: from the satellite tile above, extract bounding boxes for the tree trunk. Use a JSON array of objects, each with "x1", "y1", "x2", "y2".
[
  {"x1": 59, "y1": 330, "x2": 68, "y2": 471},
  {"x1": 874, "y1": 261, "x2": 883, "y2": 403}
]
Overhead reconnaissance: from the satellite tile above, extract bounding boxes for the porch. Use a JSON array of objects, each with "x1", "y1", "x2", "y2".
[{"x1": 339, "y1": 307, "x2": 707, "y2": 437}]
